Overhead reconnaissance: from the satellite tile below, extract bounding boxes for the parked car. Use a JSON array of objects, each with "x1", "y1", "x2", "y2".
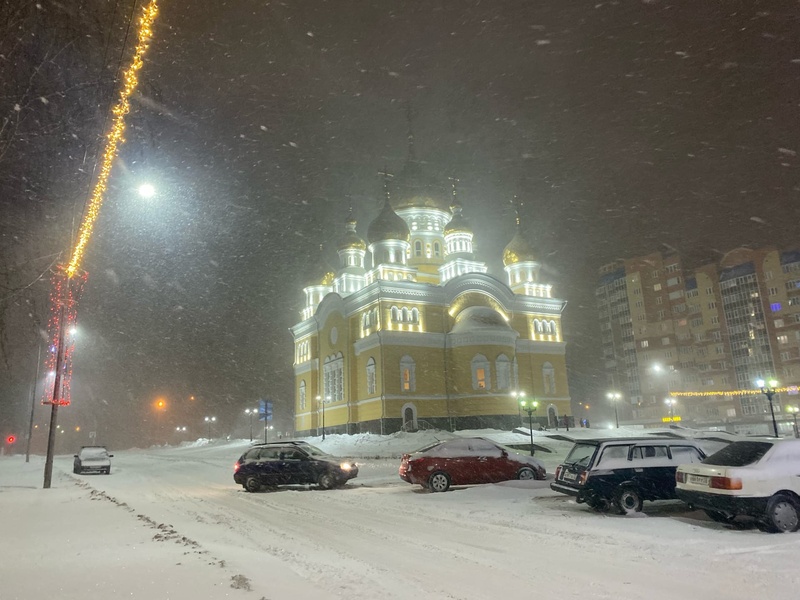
[
  {"x1": 73, "y1": 446, "x2": 113, "y2": 475},
  {"x1": 398, "y1": 437, "x2": 546, "y2": 492},
  {"x1": 550, "y1": 437, "x2": 707, "y2": 513},
  {"x1": 675, "y1": 439, "x2": 800, "y2": 532},
  {"x1": 234, "y1": 442, "x2": 358, "y2": 492}
]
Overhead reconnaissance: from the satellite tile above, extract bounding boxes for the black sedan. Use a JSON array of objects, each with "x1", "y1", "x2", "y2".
[{"x1": 234, "y1": 442, "x2": 358, "y2": 492}]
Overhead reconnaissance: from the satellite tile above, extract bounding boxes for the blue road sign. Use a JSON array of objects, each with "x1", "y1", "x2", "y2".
[{"x1": 259, "y1": 399, "x2": 273, "y2": 422}]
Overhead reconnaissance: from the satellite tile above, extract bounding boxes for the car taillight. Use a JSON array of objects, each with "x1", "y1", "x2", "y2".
[
  {"x1": 710, "y1": 476, "x2": 742, "y2": 490},
  {"x1": 234, "y1": 463, "x2": 240, "y2": 472},
  {"x1": 676, "y1": 471, "x2": 685, "y2": 483}
]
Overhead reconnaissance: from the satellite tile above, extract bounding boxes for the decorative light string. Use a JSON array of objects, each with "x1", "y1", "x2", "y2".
[
  {"x1": 66, "y1": 0, "x2": 160, "y2": 278},
  {"x1": 670, "y1": 387, "x2": 798, "y2": 398}
]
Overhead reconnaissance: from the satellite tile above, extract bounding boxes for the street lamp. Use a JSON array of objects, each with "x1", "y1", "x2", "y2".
[
  {"x1": 756, "y1": 379, "x2": 780, "y2": 437},
  {"x1": 787, "y1": 406, "x2": 799, "y2": 438},
  {"x1": 511, "y1": 390, "x2": 526, "y2": 425},
  {"x1": 519, "y1": 399, "x2": 539, "y2": 456},
  {"x1": 204, "y1": 416, "x2": 216, "y2": 440},
  {"x1": 606, "y1": 392, "x2": 621, "y2": 428},
  {"x1": 244, "y1": 408, "x2": 257, "y2": 441},
  {"x1": 664, "y1": 398, "x2": 677, "y2": 421}
]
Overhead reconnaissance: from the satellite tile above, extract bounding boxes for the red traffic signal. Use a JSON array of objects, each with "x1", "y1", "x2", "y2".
[{"x1": 5, "y1": 435, "x2": 16, "y2": 444}]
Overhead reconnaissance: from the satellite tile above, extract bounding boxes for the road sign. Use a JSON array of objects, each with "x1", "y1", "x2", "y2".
[{"x1": 259, "y1": 399, "x2": 273, "y2": 422}]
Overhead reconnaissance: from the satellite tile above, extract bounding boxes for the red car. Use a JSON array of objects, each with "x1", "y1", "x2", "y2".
[{"x1": 399, "y1": 437, "x2": 546, "y2": 492}]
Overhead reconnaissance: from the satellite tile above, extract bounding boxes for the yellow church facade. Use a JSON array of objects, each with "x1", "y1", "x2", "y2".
[{"x1": 291, "y1": 171, "x2": 570, "y2": 435}]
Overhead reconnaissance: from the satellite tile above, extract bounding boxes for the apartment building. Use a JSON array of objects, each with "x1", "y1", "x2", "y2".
[{"x1": 597, "y1": 247, "x2": 800, "y2": 434}]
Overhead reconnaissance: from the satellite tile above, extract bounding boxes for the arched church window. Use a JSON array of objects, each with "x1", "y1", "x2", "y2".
[
  {"x1": 433, "y1": 242, "x2": 441, "y2": 257},
  {"x1": 366, "y1": 357, "x2": 376, "y2": 395},
  {"x1": 543, "y1": 362, "x2": 556, "y2": 395},
  {"x1": 299, "y1": 380, "x2": 307, "y2": 410},
  {"x1": 471, "y1": 354, "x2": 491, "y2": 390},
  {"x1": 496, "y1": 354, "x2": 511, "y2": 390},
  {"x1": 415, "y1": 240, "x2": 422, "y2": 257},
  {"x1": 400, "y1": 355, "x2": 416, "y2": 392}
]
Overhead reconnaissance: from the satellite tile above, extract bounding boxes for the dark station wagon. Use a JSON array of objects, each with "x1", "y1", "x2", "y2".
[{"x1": 550, "y1": 438, "x2": 707, "y2": 513}]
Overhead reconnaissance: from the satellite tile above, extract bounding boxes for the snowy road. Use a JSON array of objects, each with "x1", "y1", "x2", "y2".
[{"x1": 7, "y1": 441, "x2": 795, "y2": 599}]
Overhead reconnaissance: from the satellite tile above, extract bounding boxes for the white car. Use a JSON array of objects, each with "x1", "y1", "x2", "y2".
[
  {"x1": 675, "y1": 439, "x2": 800, "y2": 532},
  {"x1": 73, "y1": 446, "x2": 113, "y2": 475}
]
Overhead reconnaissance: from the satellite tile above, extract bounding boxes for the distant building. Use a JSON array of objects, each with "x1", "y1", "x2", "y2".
[
  {"x1": 597, "y1": 247, "x2": 800, "y2": 434},
  {"x1": 291, "y1": 162, "x2": 570, "y2": 436}
]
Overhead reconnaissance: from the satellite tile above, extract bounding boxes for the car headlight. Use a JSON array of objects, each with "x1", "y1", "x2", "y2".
[{"x1": 340, "y1": 462, "x2": 353, "y2": 471}]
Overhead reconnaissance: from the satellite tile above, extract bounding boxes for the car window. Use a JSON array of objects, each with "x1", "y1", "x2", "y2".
[
  {"x1": 257, "y1": 448, "x2": 281, "y2": 460},
  {"x1": 631, "y1": 446, "x2": 668, "y2": 460},
  {"x1": 467, "y1": 439, "x2": 503, "y2": 457},
  {"x1": 564, "y1": 443, "x2": 598, "y2": 467},
  {"x1": 243, "y1": 448, "x2": 261, "y2": 461},
  {"x1": 432, "y1": 439, "x2": 472, "y2": 457},
  {"x1": 80, "y1": 447, "x2": 109, "y2": 459},
  {"x1": 703, "y1": 441, "x2": 773, "y2": 467},
  {"x1": 596, "y1": 445, "x2": 630, "y2": 466},
  {"x1": 280, "y1": 449, "x2": 306, "y2": 460},
  {"x1": 670, "y1": 446, "x2": 703, "y2": 463}
]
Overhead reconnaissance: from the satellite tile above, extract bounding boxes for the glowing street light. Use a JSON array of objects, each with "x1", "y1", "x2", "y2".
[
  {"x1": 756, "y1": 379, "x2": 780, "y2": 437},
  {"x1": 138, "y1": 183, "x2": 156, "y2": 198},
  {"x1": 519, "y1": 399, "x2": 539, "y2": 456},
  {"x1": 204, "y1": 416, "x2": 216, "y2": 440},
  {"x1": 606, "y1": 392, "x2": 621, "y2": 428},
  {"x1": 664, "y1": 398, "x2": 677, "y2": 421},
  {"x1": 244, "y1": 408, "x2": 257, "y2": 441}
]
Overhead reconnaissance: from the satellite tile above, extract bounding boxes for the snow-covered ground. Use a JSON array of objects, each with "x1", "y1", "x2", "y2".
[{"x1": 2, "y1": 428, "x2": 800, "y2": 599}]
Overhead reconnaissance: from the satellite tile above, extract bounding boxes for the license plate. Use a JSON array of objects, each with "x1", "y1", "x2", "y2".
[
  {"x1": 562, "y1": 471, "x2": 577, "y2": 481},
  {"x1": 687, "y1": 474, "x2": 709, "y2": 486}
]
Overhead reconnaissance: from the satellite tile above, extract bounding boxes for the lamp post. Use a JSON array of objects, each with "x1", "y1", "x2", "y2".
[
  {"x1": 606, "y1": 392, "x2": 621, "y2": 428},
  {"x1": 664, "y1": 398, "x2": 676, "y2": 421},
  {"x1": 519, "y1": 399, "x2": 539, "y2": 456},
  {"x1": 787, "y1": 406, "x2": 799, "y2": 438},
  {"x1": 244, "y1": 408, "x2": 256, "y2": 441},
  {"x1": 511, "y1": 390, "x2": 526, "y2": 426},
  {"x1": 757, "y1": 379, "x2": 780, "y2": 437},
  {"x1": 204, "y1": 416, "x2": 216, "y2": 440}
]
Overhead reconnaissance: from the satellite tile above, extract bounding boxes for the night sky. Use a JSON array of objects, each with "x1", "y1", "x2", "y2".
[{"x1": 2, "y1": 0, "x2": 799, "y2": 448}]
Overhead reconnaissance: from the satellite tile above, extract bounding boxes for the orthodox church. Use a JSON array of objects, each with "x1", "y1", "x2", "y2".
[{"x1": 290, "y1": 162, "x2": 570, "y2": 435}]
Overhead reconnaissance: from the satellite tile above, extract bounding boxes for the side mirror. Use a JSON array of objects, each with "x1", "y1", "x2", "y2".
[
  {"x1": 501, "y1": 450, "x2": 508, "y2": 458},
  {"x1": 108, "y1": 454, "x2": 114, "y2": 458}
]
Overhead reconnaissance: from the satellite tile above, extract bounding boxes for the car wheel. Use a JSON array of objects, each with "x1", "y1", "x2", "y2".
[
  {"x1": 704, "y1": 509, "x2": 735, "y2": 524},
  {"x1": 586, "y1": 497, "x2": 610, "y2": 512},
  {"x1": 517, "y1": 467, "x2": 536, "y2": 480},
  {"x1": 318, "y1": 472, "x2": 335, "y2": 490},
  {"x1": 428, "y1": 471, "x2": 450, "y2": 493},
  {"x1": 244, "y1": 476, "x2": 262, "y2": 493},
  {"x1": 764, "y1": 494, "x2": 800, "y2": 533},
  {"x1": 613, "y1": 486, "x2": 643, "y2": 514}
]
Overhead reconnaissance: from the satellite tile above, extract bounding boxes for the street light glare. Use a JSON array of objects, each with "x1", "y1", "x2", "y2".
[{"x1": 138, "y1": 183, "x2": 156, "y2": 198}]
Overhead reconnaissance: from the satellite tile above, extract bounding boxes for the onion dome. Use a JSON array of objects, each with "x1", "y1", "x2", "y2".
[
  {"x1": 392, "y1": 160, "x2": 451, "y2": 213},
  {"x1": 367, "y1": 198, "x2": 410, "y2": 243},
  {"x1": 502, "y1": 228, "x2": 537, "y2": 266},
  {"x1": 304, "y1": 250, "x2": 336, "y2": 287},
  {"x1": 443, "y1": 200, "x2": 472, "y2": 236},
  {"x1": 338, "y1": 214, "x2": 367, "y2": 251}
]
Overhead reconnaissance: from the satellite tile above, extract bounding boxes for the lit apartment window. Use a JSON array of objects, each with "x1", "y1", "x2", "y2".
[
  {"x1": 778, "y1": 335, "x2": 789, "y2": 345},
  {"x1": 400, "y1": 355, "x2": 416, "y2": 392},
  {"x1": 641, "y1": 340, "x2": 649, "y2": 348},
  {"x1": 654, "y1": 284, "x2": 662, "y2": 291}
]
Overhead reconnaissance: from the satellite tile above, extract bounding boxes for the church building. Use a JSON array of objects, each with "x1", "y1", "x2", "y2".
[{"x1": 291, "y1": 163, "x2": 570, "y2": 435}]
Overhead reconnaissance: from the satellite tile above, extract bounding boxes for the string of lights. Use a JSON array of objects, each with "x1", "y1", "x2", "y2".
[
  {"x1": 66, "y1": 0, "x2": 160, "y2": 278},
  {"x1": 670, "y1": 387, "x2": 798, "y2": 398}
]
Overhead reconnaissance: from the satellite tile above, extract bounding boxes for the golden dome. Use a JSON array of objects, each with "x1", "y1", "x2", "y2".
[
  {"x1": 338, "y1": 216, "x2": 367, "y2": 251},
  {"x1": 394, "y1": 194, "x2": 452, "y2": 213},
  {"x1": 319, "y1": 271, "x2": 336, "y2": 286},
  {"x1": 444, "y1": 201, "x2": 472, "y2": 235},
  {"x1": 367, "y1": 199, "x2": 410, "y2": 243},
  {"x1": 502, "y1": 228, "x2": 537, "y2": 266}
]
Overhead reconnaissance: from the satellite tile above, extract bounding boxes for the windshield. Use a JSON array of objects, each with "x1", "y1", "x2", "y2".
[
  {"x1": 79, "y1": 448, "x2": 109, "y2": 459},
  {"x1": 702, "y1": 441, "x2": 773, "y2": 467},
  {"x1": 299, "y1": 444, "x2": 329, "y2": 457},
  {"x1": 564, "y1": 444, "x2": 598, "y2": 467}
]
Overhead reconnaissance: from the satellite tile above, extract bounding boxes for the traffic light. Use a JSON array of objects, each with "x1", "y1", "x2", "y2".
[{"x1": 5, "y1": 435, "x2": 16, "y2": 444}]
